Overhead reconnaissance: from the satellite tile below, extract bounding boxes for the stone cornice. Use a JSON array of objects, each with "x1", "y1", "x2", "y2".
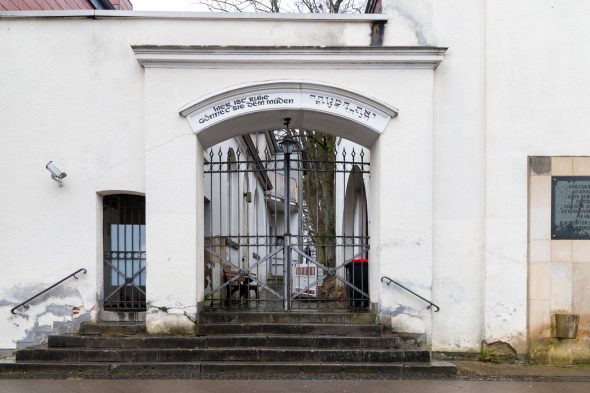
[
  {"x1": 0, "y1": 10, "x2": 388, "y2": 22},
  {"x1": 133, "y1": 46, "x2": 447, "y2": 69}
]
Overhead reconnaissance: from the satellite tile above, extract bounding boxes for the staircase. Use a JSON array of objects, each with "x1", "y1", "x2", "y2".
[{"x1": 2, "y1": 311, "x2": 456, "y2": 379}]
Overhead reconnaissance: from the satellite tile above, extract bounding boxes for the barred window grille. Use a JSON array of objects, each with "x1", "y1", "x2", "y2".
[{"x1": 103, "y1": 194, "x2": 146, "y2": 311}]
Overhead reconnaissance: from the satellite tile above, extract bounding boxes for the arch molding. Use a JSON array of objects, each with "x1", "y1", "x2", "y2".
[{"x1": 179, "y1": 80, "x2": 398, "y2": 148}]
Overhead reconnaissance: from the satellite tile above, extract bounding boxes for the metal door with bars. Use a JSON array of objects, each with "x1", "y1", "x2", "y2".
[
  {"x1": 203, "y1": 132, "x2": 370, "y2": 311},
  {"x1": 103, "y1": 194, "x2": 146, "y2": 311}
]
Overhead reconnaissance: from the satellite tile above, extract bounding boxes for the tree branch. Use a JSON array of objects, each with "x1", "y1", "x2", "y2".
[{"x1": 193, "y1": 0, "x2": 365, "y2": 14}]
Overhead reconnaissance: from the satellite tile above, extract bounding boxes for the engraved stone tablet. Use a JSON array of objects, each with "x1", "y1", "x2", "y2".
[{"x1": 552, "y1": 176, "x2": 590, "y2": 239}]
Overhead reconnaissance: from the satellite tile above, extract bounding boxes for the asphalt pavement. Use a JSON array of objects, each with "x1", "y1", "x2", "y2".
[{"x1": 0, "y1": 379, "x2": 589, "y2": 393}]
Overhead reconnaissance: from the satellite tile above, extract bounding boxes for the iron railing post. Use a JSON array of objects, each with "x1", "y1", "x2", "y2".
[{"x1": 283, "y1": 151, "x2": 292, "y2": 311}]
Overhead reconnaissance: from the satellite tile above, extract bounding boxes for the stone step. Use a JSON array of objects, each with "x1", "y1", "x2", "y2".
[
  {"x1": 16, "y1": 347, "x2": 430, "y2": 363},
  {"x1": 200, "y1": 360, "x2": 456, "y2": 378},
  {"x1": 199, "y1": 311, "x2": 378, "y2": 325},
  {"x1": 78, "y1": 322, "x2": 146, "y2": 336},
  {"x1": 196, "y1": 323, "x2": 382, "y2": 336},
  {"x1": 0, "y1": 360, "x2": 457, "y2": 379},
  {"x1": 48, "y1": 334, "x2": 403, "y2": 349},
  {"x1": 207, "y1": 335, "x2": 404, "y2": 349},
  {"x1": 0, "y1": 361, "x2": 457, "y2": 379},
  {"x1": 48, "y1": 335, "x2": 207, "y2": 349}
]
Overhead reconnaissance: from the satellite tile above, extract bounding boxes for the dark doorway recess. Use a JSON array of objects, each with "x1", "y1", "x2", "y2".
[{"x1": 103, "y1": 194, "x2": 146, "y2": 311}]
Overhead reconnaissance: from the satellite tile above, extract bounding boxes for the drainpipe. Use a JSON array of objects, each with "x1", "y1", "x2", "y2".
[
  {"x1": 370, "y1": 22, "x2": 385, "y2": 47},
  {"x1": 90, "y1": 0, "x2": 116, "y2": 10},
  {"x1": 365, "y1": 0, "x2": 385, "y2": 47}
]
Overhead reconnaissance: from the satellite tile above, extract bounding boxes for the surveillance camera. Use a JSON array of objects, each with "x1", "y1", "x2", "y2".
[{"x1": 46, "y1": 161, "x2": 67, "y2": 187}]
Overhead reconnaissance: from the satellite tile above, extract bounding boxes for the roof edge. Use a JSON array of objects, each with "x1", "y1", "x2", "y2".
[{"x1": 0, "y1": 10, "x2": 388, "y2": 22}]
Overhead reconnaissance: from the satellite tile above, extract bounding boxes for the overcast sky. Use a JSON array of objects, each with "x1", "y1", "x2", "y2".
[{"x1": 132, "y1": 0, "x2": 209, "y2": 11}]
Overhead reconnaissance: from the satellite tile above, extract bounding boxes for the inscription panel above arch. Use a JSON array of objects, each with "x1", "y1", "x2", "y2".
[{"x1": 180, "y1": 81, "x2": 398, "y2": 148}]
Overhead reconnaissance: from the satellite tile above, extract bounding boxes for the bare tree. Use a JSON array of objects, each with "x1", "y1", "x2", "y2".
[
  {"x1": 198, "y1": 0, "x2": 365, "y2": 288},
  {"x1": 299, "y1": 132, "x2": 337, "y2": 270},
  {"x1": 293, "y1": 0, "x2": 364, "y2": 13},
  {"x1": 272, "y1": 128, "x2": 337, "y2": 273},
  {"x1": 196, "y1": 0, "x2": 365, "y2": 14},
  {"x1": 197, "y1": 0, "x2": 280, "y2": 12}
]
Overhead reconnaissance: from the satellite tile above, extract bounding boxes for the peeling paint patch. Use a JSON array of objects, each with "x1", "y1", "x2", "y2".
[
  {"x1": 480, "y1": 340, "x2": 517, "y2": 363},
  {"x1": 145, "y1": 307, "x2": 196, "y2": 335},
  {"x1": 1, "y1": 283, "x2": 83, "y2": 310},
  {"x1": 1, "y1": 279, "x2": 92, "y2": 349},
  {"x1": 389, "y1": 304, "x2": 414, "y2": 317},
  {"x1": 15, "y1": 308, "x2": 91, "y2": 349}
]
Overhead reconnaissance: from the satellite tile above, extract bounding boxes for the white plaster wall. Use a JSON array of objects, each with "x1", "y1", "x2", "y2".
[
  {"x1": 0, "y1": 14, "x2": 379, "y2": 346},
  {"x1": 0, "y1": 18, "x2": 145, "y2": 348},
  {"x1": 483, "y1": 0, "x2": 590, "y2": 352},
  {"x1": 381, "y1": 0, "x2": 433, "y2": 46},
  {"x1": 379, "y1": 0, "x2": 590, "y2": 354},
  {"x1": 143, "y1": 66, "x2": 198, "y2": 333},
  {"x1": 13, "y1": 4, "x2": 583, "y2": 353},
  {"x1": 430, "y1": 0, "x2": 486, "y2": 352},
  {"x1": 380, "y1": 0, "x2": 486, "y2": 349},
  {"x1": 370, "y1": 69, "x2": 435, "y2": 339}
]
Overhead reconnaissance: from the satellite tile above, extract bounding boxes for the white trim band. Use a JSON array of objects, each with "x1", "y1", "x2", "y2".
[
  {"x1": 133, "y1": 46, "x2": 447, "y2": 69},
  {"x1": 0, "y1": 10, "x2": 388, "y2": 22}
]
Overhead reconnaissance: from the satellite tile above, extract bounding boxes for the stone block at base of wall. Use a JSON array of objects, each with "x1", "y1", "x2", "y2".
[
  {"x1": 145, "y1": 309, "x2": 196, "y2": 335},
  {"x1": 480, "y1": 341, "x2": 518, "y2": 364},
  {"x1": 529, "y1": 337, "x2": 590, "y2": 365}
]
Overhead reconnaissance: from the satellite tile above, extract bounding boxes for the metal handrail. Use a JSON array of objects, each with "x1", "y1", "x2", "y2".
[
  {"x1": 10, "y1": 268, "x2": 87, "y2": 314},
  {"x1": 381, "y1": 275, "x2": 440, "y2": 312}
]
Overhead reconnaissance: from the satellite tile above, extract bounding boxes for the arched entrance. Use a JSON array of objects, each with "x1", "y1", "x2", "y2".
[{"x1": 183, "y1": 80, "x2": 396, "y2": 311}]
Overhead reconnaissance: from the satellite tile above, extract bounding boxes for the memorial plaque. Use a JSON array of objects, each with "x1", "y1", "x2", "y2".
[{"x1": 552, "y1": 176, "x2": 590, "y2": 239}]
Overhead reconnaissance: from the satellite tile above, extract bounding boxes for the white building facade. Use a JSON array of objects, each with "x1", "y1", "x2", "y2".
[{"x1": 1, "y1": 0, "x2": 590, "y2": 363}]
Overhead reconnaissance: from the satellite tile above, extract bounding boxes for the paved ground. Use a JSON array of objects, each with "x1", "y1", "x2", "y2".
[
  {"x1": 455, "y1": 361, "x2": 590, "y2": 380},
  {"x1": 0, "y1": 379, "x2": 590, "y2": 393},
  {"x1": 2, "y1": 355, "x2": 590, "y2": 391}
]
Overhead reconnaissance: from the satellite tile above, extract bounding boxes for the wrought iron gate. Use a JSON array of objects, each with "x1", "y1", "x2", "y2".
[
  {"x1": 103, "y1": 194, "x2": 146, "y2": 311},
  {"x1": 203, "y1": 133, "x2": 369, "y2": 311}
]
